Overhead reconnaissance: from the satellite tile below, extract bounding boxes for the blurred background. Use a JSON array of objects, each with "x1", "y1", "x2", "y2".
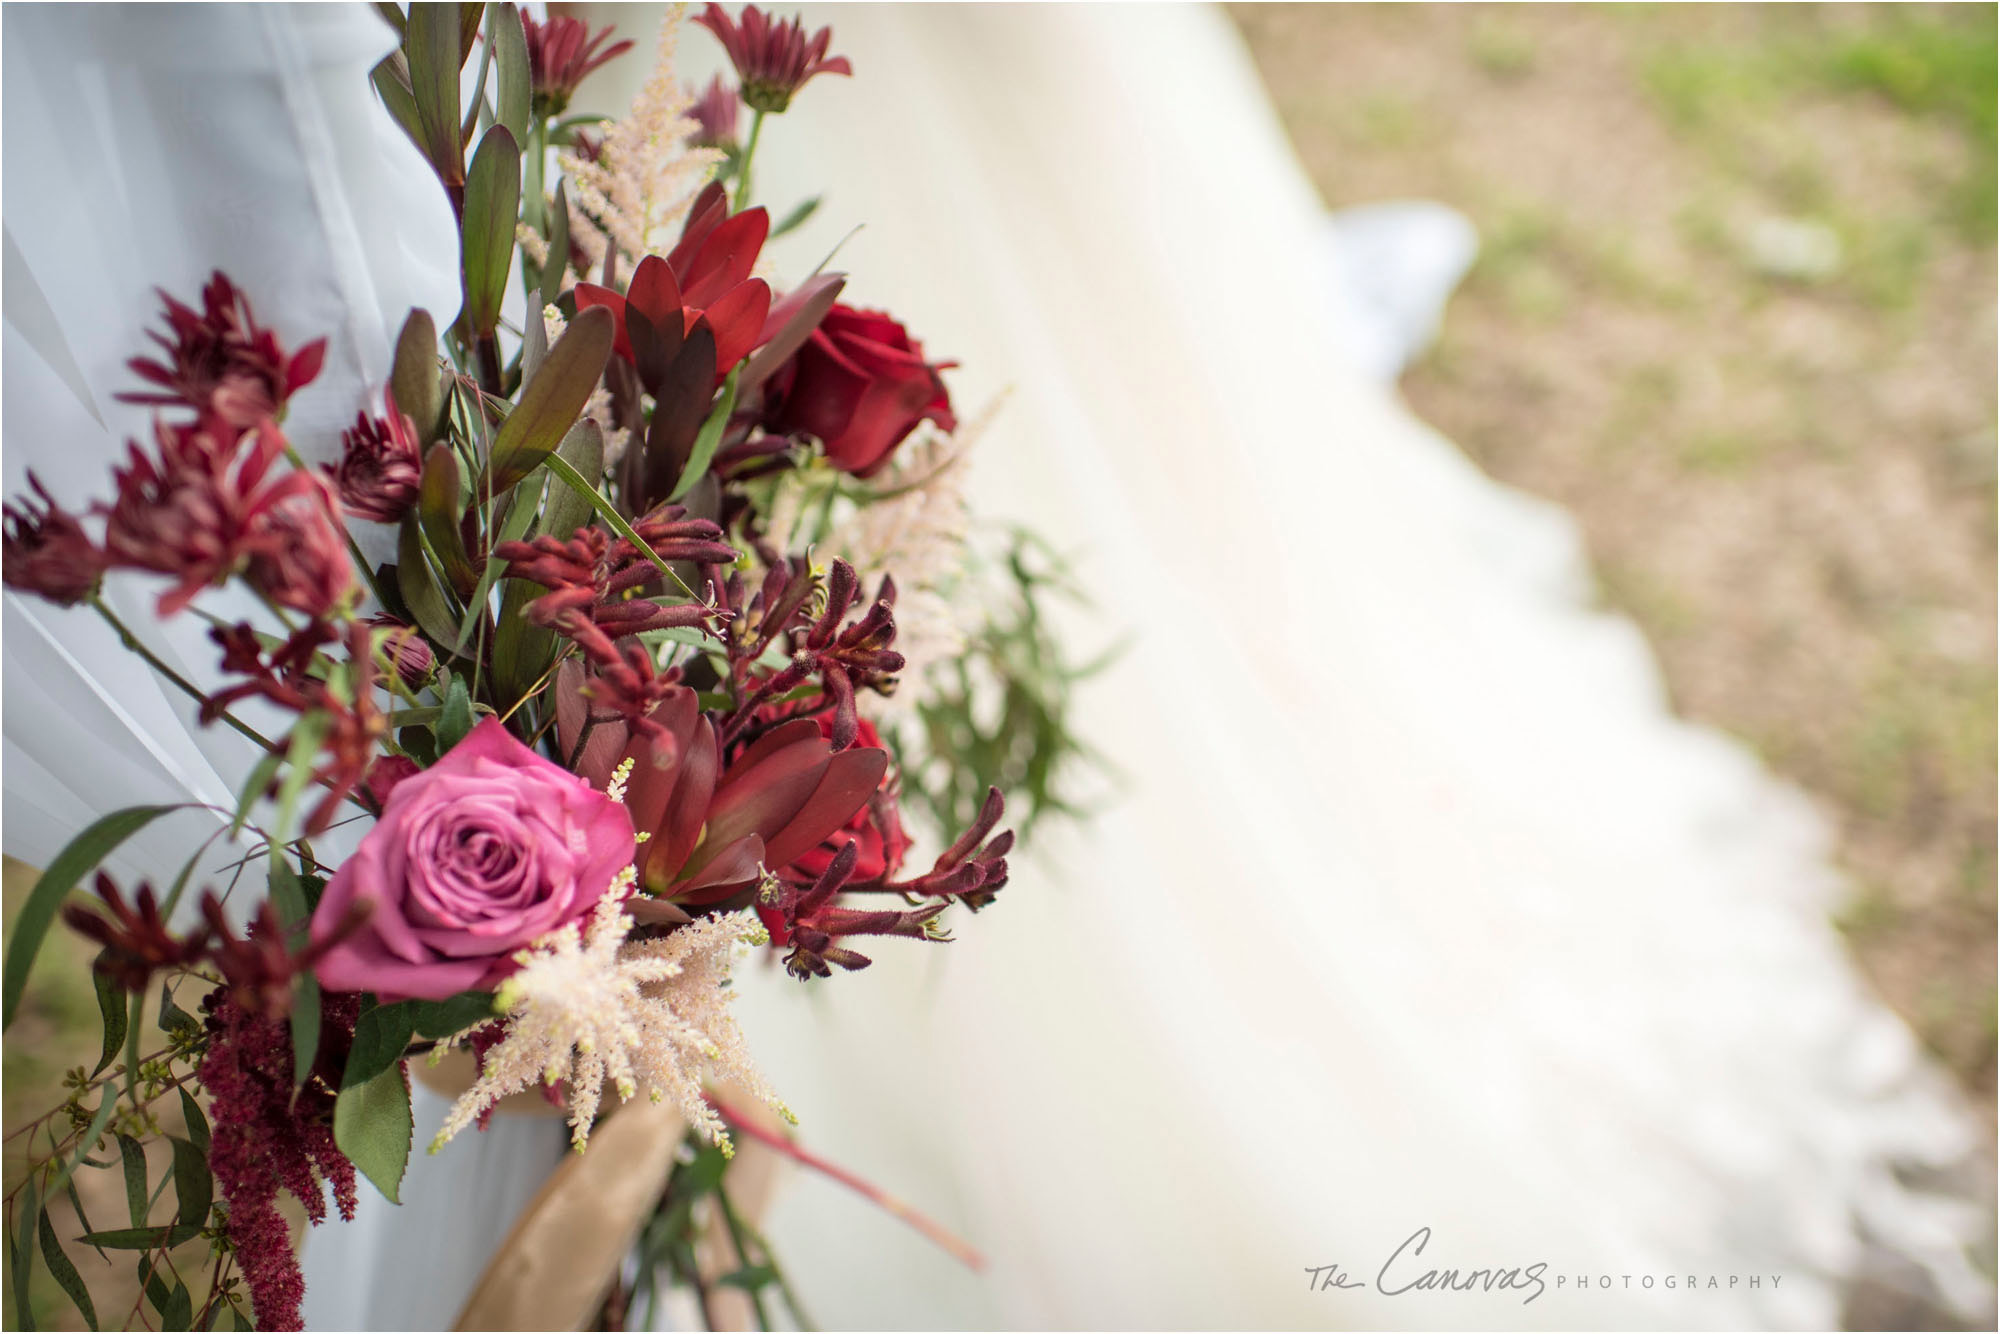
[
  {"x1": 2, "y1": 3, "x2": 1994, "y2": 1328},
  {"x1": 1232, "y1": 1, "x2": 1996, "y2": 1129}
]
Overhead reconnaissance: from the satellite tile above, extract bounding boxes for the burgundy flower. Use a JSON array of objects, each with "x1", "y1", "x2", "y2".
[
  {"x1": 495, "y1": 507, "x2": 737, "y2": 667},
  {"x1": 695, "y1": 3, "x2": 851, "y2": 115},
  {"x1": 574, "y1": 192, "x2": 773, "y2": 385},
  {"x1": 520, "y1": 13, "x2": 633, "y2": 117},
  {"x1": 118, "y1": 272, "x2": 325, "y2": 431},
  {"x1": 99, "y1": 417, "x2": 352, "y2": 617},
  {"x1": 326, "y1": 392, "x2": 422, "y2": 523},
  {"x1": 760, "y1": 303, "x2": 956, "y2": 476},
  {"x1": 245, "y1": 470, "x2": 354, "y2": 618},
  {"x1": 199, "y1": 987, "x2": 361, "y2": 1331},
  {"x1": 785, "y1": 716, "x2": 911, "y2": 884},
  {"x1": 204, "y1": 620, "x2": 389, "y2": 835},
  {"x1": 688, "y1": 74, "x2": 740, "y2": 148},
  {"x1": 722, "y1": 559, "x2": 904, "y2": 751},
  {"x1": 1, "y1": 474, "x2": 107, "y2": 606},
  {"x1": 367, "y1": 615, "x2": 435, "y2": 690},
  {"x1": 61, "y1": 873, "x2": 212, "y2": 994},
  {"x1": 199, "y1": 891, "x2": 371, "y2": 1019}
]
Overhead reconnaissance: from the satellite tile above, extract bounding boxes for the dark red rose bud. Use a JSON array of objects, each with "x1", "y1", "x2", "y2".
[
  {"x1": 327, "y1": 392, "x2": 422, "y2": 523},
  {"x1": 366, "y1": 616, "x2": 435, "y2": 690},
  {"x1": 2, "y1": 474, "x2": 107, "y2": 606},
  {"x1": 696, "y1": 3, "x2": 851, "y2": 115},
  {"x1": 761, "y1": 303, "x2": 956, "y2": 476}
]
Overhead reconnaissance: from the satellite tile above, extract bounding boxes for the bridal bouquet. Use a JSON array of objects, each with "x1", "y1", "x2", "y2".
[{"x1": 2, "y1": 7, "x2": 1093, "y2": 1329}]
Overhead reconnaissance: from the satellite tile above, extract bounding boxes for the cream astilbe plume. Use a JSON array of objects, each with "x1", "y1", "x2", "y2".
[
  {"x1": 559, "y1": 8, "x2": 722, "y2": 273},
  {"x1": 430, "y1": 881, "x2": 784, "y2": 1154}
]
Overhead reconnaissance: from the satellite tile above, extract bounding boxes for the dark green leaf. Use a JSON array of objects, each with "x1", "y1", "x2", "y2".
[
  {"x1": 177, "y1": 1089, "x2": 210, "y2": 1157},
  {"x1": 15, "y1": 1176, "x2": 41, "y2": 1330},
  {"x1": 397, "y1": 516, "x2": 463, "y2": 648},
  {"x1": 715, "y1": 1264, "x2": 779, "y2": 1292},
  {"x1": 75, "y1": 1224, "x2": 198, "y2": 1256},
  {"x1": 540, "y1": 419, "x2": 603, "y2": 542},
  {"x1": 90, "y1": 964, "x2": 126, "y2": 1077},
  {"x1": 543, "y1": 179, "x2": 572, "y2": 312},
  {"x1": 480, "y1": 304, "x2": 614, "y2": 494},
  {"x1": 63, "y1": 1180, "x2": 105, "y2": 1264},
  {"x1": 405, "y1": 3, "x2": 466, "y2": 185},
  {"x1": 418, "y1": 444, "x2": 477, "y2": 597},
  {"x1": 372, "y1": 2, "x2": 407, "y2": 37},
  {"x1": 490, "y1": 3, "x2": 530, "y2": 143},
  {"x1": 168, "y1": 1139, "x2": 211, "y2": 1235},
  {"x1": 436, "y1": 676, "x2": 475, "y2": 753},
  {"x1": 371, "y1": 55, "x2": 424, "y2": 154},
  {"x1": 272, "y1": 713, "x2": 331, "y2": 845},
  {"x1": 3, "y1": 805, "x2": 182, "y2": 1030},
  {"x1": 461, "y1": 125, "x2": 521, "y2": 337},
  {"x1": 334, "y1": 1066, "x2": 412, "y2": 1205},
  {"x1": 270, "y1": 857, "x2": 321, "y2": 1089},
  {"x1": 117, "y1": 1137, "x2": 147, "y2": 1228},
  {"x1": 408, "y1": 989, "x2": 497, "y2": 1039},
  {"x1": 391, "y1": 309, "x2": 445, "y2": 445},
  {"x1": 343, "y1": 1001, "x2": 417, "y2": 1090},
  {"x1": 163, "y1": 1282, "x2": 193, "y2": 1332},
  {"x1": 229, "y1": 747, "x2": 282, "y2": 838}
]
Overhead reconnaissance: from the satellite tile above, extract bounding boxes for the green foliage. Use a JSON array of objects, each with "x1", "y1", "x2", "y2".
[
  {"x1": 896, "y1": 526, "x2": 1118, "y2": 843},
  {"x1": 334, "y1": 1065, "x2": 414, "y2": 1205}
]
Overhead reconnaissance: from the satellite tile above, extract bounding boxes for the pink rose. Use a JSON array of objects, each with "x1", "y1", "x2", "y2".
[{"x1": 311, "y1": 718, "x2": 636, "y2": 1001}]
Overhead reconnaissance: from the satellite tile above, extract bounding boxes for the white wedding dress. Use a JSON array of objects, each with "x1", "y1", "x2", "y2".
[{"x1": 3, "y1": 4, "x2": 1988, "y2": 1331}]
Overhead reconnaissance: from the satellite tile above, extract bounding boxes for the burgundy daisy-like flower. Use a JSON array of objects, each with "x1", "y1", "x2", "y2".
[
  {"x1": 520, "y1": 13, "x2": 634, "y2": 117},
  {"x1": 118, "y1": 271, "x2": 325, "y2": 431},
  {"x1": 1, "y1": 474, "x2": 108, "y2": 606},
  {"x1": 695, "y1": 3, "x2": 851, "y2": 115}
]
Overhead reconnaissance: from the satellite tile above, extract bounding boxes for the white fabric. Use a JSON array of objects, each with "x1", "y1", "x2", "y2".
[
  {"x1": 1, "y1": 3, "x2": 1986, "y2": 1331},
  {"x1": 573, "y1": 5, "x2": 1984, "y2": 1329},
  {"x1": 0, "y1": 7, "x2": 570, "y2": 1327}
]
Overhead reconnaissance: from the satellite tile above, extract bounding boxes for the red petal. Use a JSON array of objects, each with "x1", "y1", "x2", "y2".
[
  {"x1": 286, "y1": 338, "x2": 328, "y2": 395},
  {"x1": 680, "y1": 208, "x2": 768, "y2": 310},
  {"x1": 625, "y1": 255, "x2": 682, "y2": 326},
  {"x1": 761, "y1": 746, "x2": 887, "y2": 870},
  {"x1": 703, "y1": 278, "x2": 771, "y2": 375},
  {"x1": 573, "y1": 284, "x2": 633, "y2": 361}
]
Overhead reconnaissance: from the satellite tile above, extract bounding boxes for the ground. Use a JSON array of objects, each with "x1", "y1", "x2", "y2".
[{"x1": 1233, "y1": 2, "x2": 1997, "y2": 1127}]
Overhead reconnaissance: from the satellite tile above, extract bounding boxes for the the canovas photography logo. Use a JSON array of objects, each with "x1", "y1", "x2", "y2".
[{"x1": 1307, "y1": 1227, "x2": 1786, "y2": 1306}]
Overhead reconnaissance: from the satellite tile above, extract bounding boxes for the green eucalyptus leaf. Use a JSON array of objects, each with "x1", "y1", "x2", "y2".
[
  {"x1": 770, "y1": 194, "x2": 820, "y2": 239},
  {"x1": 80, "y1": 1224, "x2": 201, "y2": 1251},
  {"x1": 90, "y1": 965, "x2": 126, "y2": 1077},
  {"x1": 168, "y1": 1138, "x2": 211, "y2": 1236},
  {"x1": 117, "y1": 1136, "x2": 147, "y2": 1227},
  {"x1": 177, "y1": 1088, "x2": 210, "y2": 1157},
  {"x1": 38, "y1": 1211, "x2": 98, "y2": 1330},
  {"x1": 14, "y1": 1176, "x2": 41, "y2": 1330},
  {"x1": 334, "y1": 1066, "x2": 413, "y2": 1205},
  {"x1": 461, "y1": 124, "x2": 521, "y2": 337},
  {"x1": 3, "y1": 804, "x2": 183, "y2": 1030},
  {"x1": 269, "y1": 857, "x2": 320, "y2": 1089}
]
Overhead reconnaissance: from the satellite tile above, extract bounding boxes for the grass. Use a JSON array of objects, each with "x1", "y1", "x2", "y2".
[{"x1": 1234, "y1": 3, "x2": 1997, "y2": 1128}]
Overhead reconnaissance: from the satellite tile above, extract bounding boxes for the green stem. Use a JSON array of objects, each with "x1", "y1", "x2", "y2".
[
  {"x1": 90, "y1": 598, "x2": 278, "y2": 754},
  {"x1": 734, "y1": 109, "x2": 766, "y2": 212}
]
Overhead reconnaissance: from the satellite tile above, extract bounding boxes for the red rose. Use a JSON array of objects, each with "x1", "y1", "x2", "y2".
[{"x1": 763, "y1": 304, "x2": 956, "y2": 477}]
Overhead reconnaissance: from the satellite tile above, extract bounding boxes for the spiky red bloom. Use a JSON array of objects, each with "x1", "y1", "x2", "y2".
[
  {"x1": 99, "y1": 417, "x2": 353, "y2": 617},
  {"x1": 1, "y1": 474, "x2": 107, "y2": 606},
  {"x1": 695, "y1": 3, "x2": 851, "y2": 115},
  {"x1": 199, "y1": 988, "x2": 361, "y2": 1331},
  {"x1": 62, "y1": 874, "x2": 212, "y2": 993},
  {"x1": 520, "y1": 13, "x2": 633, "y2": 117},
  {"x1": 117, "y1": 272, "x2": 325, "y2": 431},
  {"x1": 326, "y1": 392, "x2": 422, "y2": 523}
]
